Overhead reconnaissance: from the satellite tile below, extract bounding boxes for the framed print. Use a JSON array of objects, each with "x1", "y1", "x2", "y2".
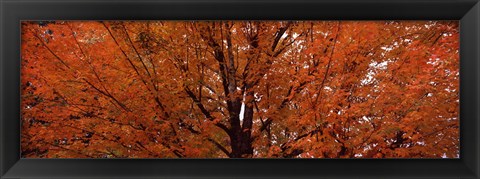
[
  {"x1": 18, "y1": 20, "x2": 462, "y2": 159},
  {"x1": 1, "y1": 0, "x2": 479, "y2": 178}
]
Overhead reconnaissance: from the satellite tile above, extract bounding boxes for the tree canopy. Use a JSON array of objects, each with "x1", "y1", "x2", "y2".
[{"x1": 21, "y1": 21, "x2": 459, "y2": 158}]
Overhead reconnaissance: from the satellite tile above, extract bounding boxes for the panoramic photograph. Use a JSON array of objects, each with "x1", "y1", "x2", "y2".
[{"x1": 21, "y1": 21, "x2": 459, "y2": 158}]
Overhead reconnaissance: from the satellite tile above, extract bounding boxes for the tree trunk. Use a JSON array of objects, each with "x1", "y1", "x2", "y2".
[{"x1": 226, "y1": 91, "x2": 254, "y2": 158}]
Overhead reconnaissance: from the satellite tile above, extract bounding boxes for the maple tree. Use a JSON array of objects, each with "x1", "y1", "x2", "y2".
[{"x1": 21, "y1": 21, "x2": 459, "y2": 158}]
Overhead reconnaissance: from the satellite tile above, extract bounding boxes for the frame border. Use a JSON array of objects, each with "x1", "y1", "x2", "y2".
[{"x1": 1, "y1": 0, "x2": 479, "y2": 178}]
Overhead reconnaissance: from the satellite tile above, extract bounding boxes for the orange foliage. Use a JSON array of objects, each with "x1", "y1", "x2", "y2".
[{"x1": 21, "y1": 21, "x2": 459, "y2": 158}]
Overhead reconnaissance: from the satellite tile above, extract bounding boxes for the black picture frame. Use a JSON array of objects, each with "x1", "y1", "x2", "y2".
[{"x1": 1, "y1": 0, "x2": 479, "y2": 178}]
